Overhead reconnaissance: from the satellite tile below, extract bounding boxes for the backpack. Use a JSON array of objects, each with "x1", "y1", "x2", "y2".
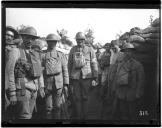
[
  {"x1": 73, "y1": 51, "x2": 86, "y2": 69},
  {"x1": 15, "y1": 49, "x2": 42, "y2": 79},
  {"x1": 45, "y1": 51, "x2": 62, "y2": 75},
  {"x1": 28, "y1": 50, "x2": 42, "y2": 78}
]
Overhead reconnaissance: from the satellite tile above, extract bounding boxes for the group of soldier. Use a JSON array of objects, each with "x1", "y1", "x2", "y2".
[{"x1": 5, "y1": 25, "x2": 145, "y2": 121}]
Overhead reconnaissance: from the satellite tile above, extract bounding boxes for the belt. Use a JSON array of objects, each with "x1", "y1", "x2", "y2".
[
  {"x1": 17, "y1": 78, "x2": 25, "y2": 90},
  {"x1": 26, "y1": 88, "x2": 37, "y2": 93}
]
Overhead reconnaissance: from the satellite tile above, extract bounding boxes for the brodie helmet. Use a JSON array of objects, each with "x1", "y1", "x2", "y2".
[
  {"x1": 46, "y1": 34, "x2": 61, "y2": 41},
  {"x1": 31, "y1": 39, "x2": 48, "y2": 51},
  {"x1": 20, "y1": 26, "x2": 39, "y2": 38},
  {"x1": 75, "y1": 32, "x2": 86, "y2": 40}
]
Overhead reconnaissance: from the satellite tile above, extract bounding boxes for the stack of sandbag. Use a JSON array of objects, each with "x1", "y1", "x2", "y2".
[
  {"x1": 130, "y1": 18, "x2": 160, "y2": 113},
  {"x1": 129, "y1": 27, "x2": 145, "y2": 43},
  {"x1": 139, "y1": 18, "x2": 160, "y2": 45},
  {"x1": 133, "y1": 18, "x2": 159, "y2": 66},
  {"x1": 119, "y1": 28, "x2": 146, "y2": 53},
  {"x1": 118, "y1": 18, "x2": 159, "y2": 64}
]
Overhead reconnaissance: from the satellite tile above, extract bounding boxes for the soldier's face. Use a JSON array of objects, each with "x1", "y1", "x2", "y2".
[
  {"x1": 47, "y1": 41, "x2": 57, "y2": 49},
  {"x1": 22, "y1": 35, "x2": 36, "y2": 49},
  {"x1": 124, "y1": 50, "x2": 133, "y2": 58},
  {"x1": 111, "y1": 45, "x2": 119, "y2": 53},
  {"x1": 106, "y1": 47, "x2": 111, "y2": 52},
  {"x1": 6, "y1": 31, "x2": 14, "y2": 43},
  {"x1": 76, "y1": 39, "x2": 85, "y2": 47}
]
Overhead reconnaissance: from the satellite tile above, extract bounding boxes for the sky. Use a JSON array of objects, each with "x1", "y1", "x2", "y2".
[{"x1": 6, "y1": 8, "x2": 159, "y2": 45}]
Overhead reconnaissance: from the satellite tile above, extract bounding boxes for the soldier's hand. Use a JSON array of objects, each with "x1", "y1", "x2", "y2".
[
  {"x1": 10, "y1": 95, "x2": 17, "y2": 105},
  {"x1": 136, "y1": 92, "x2": 141, "y2": 99},
  {"x1": 13, "y1": 38, "x2": 23, "y2": 45},
  {"x1": 63, "y1": 85, "x2": 69, "y2": 97},
  {"x1": 39, "y1": 88, "x2": 45, "y2": 98},
  {"x1": 92, "y1": 80, "x2": 98, "y2": 86}
]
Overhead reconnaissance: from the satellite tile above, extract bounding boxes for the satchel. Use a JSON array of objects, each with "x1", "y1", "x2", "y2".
[
  {"x1": 74, "y1": 52, "x2": 86, "y2": 69},
  {"x1": 45, "y1": 51, "x2": 62, "y2": 75}
]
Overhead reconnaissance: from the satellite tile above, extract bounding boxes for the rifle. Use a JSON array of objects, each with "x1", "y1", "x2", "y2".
[{"x1": 60, "y1": 86, "x2": 70, "y2": 119}]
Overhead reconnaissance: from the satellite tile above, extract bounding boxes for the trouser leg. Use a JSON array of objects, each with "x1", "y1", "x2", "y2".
[
  {"x1": 71, "y1": 79, "x2": 82, "y2": 119},
  {"x1": 128, "y1": 100, "x2": 137, "y2": 120},
  {"x1": 16, "y1": 89, "x2": 37, "y2": 119},
  {"x1": 74, "y1": 100, "x2": 83, "y2": 119},
  {"x1": 45, "y1": 93, "x2": 53, "y2": 119},
  {"x1": 29, "y1": 91, "x2": 37, "y2": 119},
  {"x1": 53, "y1": 88, "x2": 62, "y2": 119},
  {"x1": 119, "y1": 99, "x2": 130, "y2": 120},
  {"x1": 81, "y1": 79, "x2": 92, "y2": 119}
]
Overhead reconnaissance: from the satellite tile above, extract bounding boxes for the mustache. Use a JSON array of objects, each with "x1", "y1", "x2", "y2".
[{"x1": 6, "y1": 40, "x2": 13, "y2": 44}]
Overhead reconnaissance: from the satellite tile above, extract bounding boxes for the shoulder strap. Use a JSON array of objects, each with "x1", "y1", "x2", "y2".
[
  {"x1": 45, "y1": 51, "x2": 51, "y2": 60},
  {"x1": 19, "y1": 49, "x2": 26, "y2": 60},
  {"x1": 57, "y1": 51, "x2": 62, "y2": 58}
]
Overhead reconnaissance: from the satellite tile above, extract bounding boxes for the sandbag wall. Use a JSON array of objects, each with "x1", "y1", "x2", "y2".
[{"x1": 119, "y1": 18, "x2": 160, "y2": 119}]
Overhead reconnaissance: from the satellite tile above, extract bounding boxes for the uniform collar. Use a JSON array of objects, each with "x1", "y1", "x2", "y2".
[
  {"x1": 48, "y1": 49, "x2": 57, "y2": 58},
  {"x1": 76, "y1": 45, "x2": 89, "y2": 54}
]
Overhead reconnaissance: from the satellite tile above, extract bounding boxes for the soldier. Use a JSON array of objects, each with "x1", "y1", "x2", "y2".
[
  {"x1": 100, "y1": 41, "x2": 124, "y2": 120},
  {"x1": 68, "y1": 32, "x2": 98, "y2": 119},
  {"x1": 95, "y1": 44, "x2": 102, "y2": 84},
  {"x1": 43, "y1": 34, "x2": 69, "y2": 119},
  {"x1": 96, "y1": 48, "x2": 102, "y2": 62},
  {"x1": 5, "y1": 26, "x2": 21, "y2": 119},
  {"x1": 6, "y1": 26, "x2": 45, "y2": 119},
  {"x1": 109, "y1": 43, "x2": 145, "y2": 120},
  {"x1": 98, "y1": 43, "x2": 111, "y2": 86},
  {"x1": 30, "y1": 39, "x2": 48, "y2": 119},
  {"x1": 110, "y1": 40, "x2": 124, "y2": 65}
]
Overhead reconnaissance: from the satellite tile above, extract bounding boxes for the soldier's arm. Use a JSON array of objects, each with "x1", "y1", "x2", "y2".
[
  {"x1": 90, "y1": 47, "x2": 98, "y2": 79},
  {"x1": 40, "y1": 53, "x2": 46, "y2": 71},
  {"x1": 38, "y1": 73, "x2": 44, "y2": 88},
  {"x1": 61, "y1": 53, "x2": 69, "y2": 85},
  {"x1": 136, "y1": 63, "x2": 145, "y2": 98},
  {"x1": 68, "y1": 48, "x2": 74, "y2": 79},
  {"x1": 7, "y1": 48, "x2": 19, "y2": 97}
]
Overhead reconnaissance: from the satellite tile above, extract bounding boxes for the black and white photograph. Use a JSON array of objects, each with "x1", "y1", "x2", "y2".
[{"x1": 2, "y1": 1, "x2": 160, "y2": 126}]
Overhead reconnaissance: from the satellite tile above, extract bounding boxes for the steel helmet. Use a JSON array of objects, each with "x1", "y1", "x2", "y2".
[
  {"x1": 121, "y1": 43, "x2": 135, "y2": 52},
  {"x1": 31, "y1": 39, "x2": 48, "y2": 51},
  {"x1": 20, "y1": 26, "x2": 39, "y2": 38},
  {"x1": 6, "y1": 26, "x2": 19, "y2": 38},
  {"x1": 75, "y1": 32, "x2": 86, "y2": 40},
  {"x1": 46, "y1": 34, "x2": 60, "y2": 41}
]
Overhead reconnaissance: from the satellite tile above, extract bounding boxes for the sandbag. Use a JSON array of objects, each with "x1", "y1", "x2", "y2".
[
  {"x1": 119, "y1": 32, "x2": 130, "y2": 40},
  {"x1": 130, "y1": 27, "x2": 142, "y2": 35},
  {"x1": 128, "y1": 35, "x2": 145, "y2": 43},
  {"x1": 145, "y1": 38, "x2": 160, "y2": 45},
  {"x1": 133, "y1": 52, "x2": 157, "y2": 66},
  {"x1": 140, "y1": 33, "x2": 160, "y2": 39},
  {"x1": 141, "y1": 27, "x2": 160, "y2": 34},
  {"x1": 132, "y1": 42, "x2": 158, "y2": 53},
  {"x1": 151, "y1": 18, "x2": 160, "y2": 27}
]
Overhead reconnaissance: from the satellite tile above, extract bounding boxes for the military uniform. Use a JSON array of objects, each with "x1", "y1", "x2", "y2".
[
  {"x1": 106, "y1": 53, "x2": 145, "y2": 120},
  {"x1": 5, "y1": 47, "x2": 44, "y2": 119},
  {"x1": 5, "y1": 26, "x2": 20, "y2": 120},
  {"x1": 98, "y1": 51, "x2": 111, "y2": 86},
  {"x1": 5, "y1": 46, "x2": 18, "y2": 119},
  {"x1": 68, "y1": 45, "x2": 98, "y2": 119},
  {"x1": 43, "y1": 49, "x2": 69, "y2": 119}
]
